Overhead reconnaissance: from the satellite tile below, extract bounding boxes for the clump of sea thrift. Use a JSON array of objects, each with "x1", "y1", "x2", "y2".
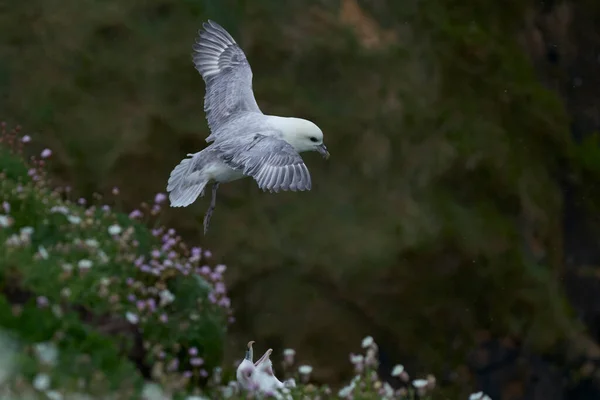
[{"x1": 0, "y1": 123, "x2": 232, "y2": 397}]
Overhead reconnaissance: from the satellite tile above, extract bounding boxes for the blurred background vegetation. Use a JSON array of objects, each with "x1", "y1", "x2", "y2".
[{"x1": 2, "y1": 0, "x2": 600, "y2": 398}]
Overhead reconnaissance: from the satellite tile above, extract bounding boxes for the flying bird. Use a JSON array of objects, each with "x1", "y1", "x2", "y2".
[
  {"x1": 167, "y1": 20, "x2": 329, "y2": 234},
  {"x1": 236, "y1": 340, "x2": 295, "y2": 397}
]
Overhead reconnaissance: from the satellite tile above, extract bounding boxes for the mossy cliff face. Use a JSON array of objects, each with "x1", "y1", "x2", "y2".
[{"x1": 1, "y1": 0, "x2": 599, "y2": 397}]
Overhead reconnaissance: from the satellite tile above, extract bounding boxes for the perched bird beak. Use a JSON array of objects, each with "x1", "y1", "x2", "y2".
[
  {"x1": 245, "y1": 340, "x2": 255, "y2": 361},
  {"x1": 317, "y1": 143, "x2": 330, "y2": 159},
  {"x1": 254, "y1": 348, "x2": 273, "y2": 367}
]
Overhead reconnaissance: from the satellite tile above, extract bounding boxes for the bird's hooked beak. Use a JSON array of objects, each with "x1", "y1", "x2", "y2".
[
  {"x1": 317, "y1": 143, "x2": 330, "y2": 160},
  {"x1": 254, "y1": 348, "x2": 273, "y2": 367},
  {"x1": 245, "y1": 340, "x2": 255, "y2": 361}
]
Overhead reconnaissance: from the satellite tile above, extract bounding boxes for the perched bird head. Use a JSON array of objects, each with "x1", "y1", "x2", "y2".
[
  {"x1": 272, "y1": 117, "x2": 330, "y2": 159},
  {"x1": 236, "y1": 341, "x2": 257, "y2": 390}
]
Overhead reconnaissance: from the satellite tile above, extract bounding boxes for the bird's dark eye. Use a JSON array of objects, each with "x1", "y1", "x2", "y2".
[{"x1": 309, "y1": 137, "x2": 318, "y2": 142}]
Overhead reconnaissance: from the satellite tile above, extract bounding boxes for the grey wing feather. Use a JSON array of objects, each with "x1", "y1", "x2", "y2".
[
  {"x1": 216, "y1": 135, "x2": 312, "y2": 192},
  {"x1": 192, "y1": 20, "x2": 262, "y2": 140}
]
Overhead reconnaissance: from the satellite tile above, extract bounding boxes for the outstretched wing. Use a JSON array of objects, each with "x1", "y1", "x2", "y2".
[
  {"x1": 216, "y1": 135, "x2": 312, "y2": 192},
  {"x1": 192, "y1": 20, "x2": 262, "y2": 139}
]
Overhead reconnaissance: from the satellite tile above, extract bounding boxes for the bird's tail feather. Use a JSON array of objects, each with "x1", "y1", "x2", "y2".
[{"x1": 167, "y1": 154, "x2": 208, "y2": 208}]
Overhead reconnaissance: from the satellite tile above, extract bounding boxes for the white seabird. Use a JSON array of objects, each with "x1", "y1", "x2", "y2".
[
  {"x1": 236, "y1": 341, "x2": 295, "y2": 397},
  {"x1": 167, "y1": 20, "x2": 329, "y2": 234}
]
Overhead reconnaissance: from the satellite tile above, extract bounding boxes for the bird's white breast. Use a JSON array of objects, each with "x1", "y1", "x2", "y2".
[{"x1": 205, "y1": 160, "x2": 245, "y2": 183}]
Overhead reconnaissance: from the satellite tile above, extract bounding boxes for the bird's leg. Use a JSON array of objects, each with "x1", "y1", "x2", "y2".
[{"x1": 203, "y1": 182, "x2": 220, "y2": 235}]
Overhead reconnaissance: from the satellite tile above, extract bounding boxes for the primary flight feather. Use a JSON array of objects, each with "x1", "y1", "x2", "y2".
[{"x1": 166, "y1": 20, "x2": 329, "y2": 234}]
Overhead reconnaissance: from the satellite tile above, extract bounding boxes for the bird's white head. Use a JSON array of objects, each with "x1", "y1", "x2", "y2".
[
  {"x1": 270, "y1": 116, "x2": 330, "y2": 159},
  {"x1": 236, "y1": 341, "x2": 257, "y2": 390}
]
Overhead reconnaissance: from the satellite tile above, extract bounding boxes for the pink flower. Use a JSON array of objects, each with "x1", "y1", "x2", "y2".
[
  {"x1": 129, "y1": 209, "x2": 143, "y2": 219},
  {"x1": 215, "y1": 264, "x2": 227, "y2": 274},
  {"x1": 190, "y1": 357, "x2": 204, "y2": 366},
  {"x1": 191, "y1": 247, "x2": 202, "y2": 257},
  {"x1": 215, "y1": 282, "x2": 226, "y2": 294},
  {"x1": 36, "y1": 296, "x2": 49, "y2": 308},
  {"x1": 40, "y1": 148, "x2": 52, "y2": 158},
  {"x1": 151, "y1": 228, "x2": 163, "y2": 236},
  {"x1": 218, "y1": 297, "x2": 231, "y2": 308},
  {"x1": 154, "y1": 193, "x2": 167, "y2": 204},
  {"x1": 199, "y1": 266, "x2": 211, "y2": 275}
]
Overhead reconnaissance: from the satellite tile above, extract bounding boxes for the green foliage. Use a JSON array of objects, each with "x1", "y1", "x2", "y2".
[{"x1": 0, "y1": 130, "x2": 231, "y2": 397}]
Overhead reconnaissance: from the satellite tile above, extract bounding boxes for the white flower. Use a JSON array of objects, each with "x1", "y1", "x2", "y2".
[
  {"x1": 298, "y1": 365, "x2": 313, "y2": 375},
  {"x1": 0, "y1": 215, "x2": 12, "y2": 228},
  {"x1": 98, "y1": 250, "x2": 109, "y2": 264},
  {"x1": 382, "y1": 382, "x2": 394, "y2": 397},
  {"x1": 283, "y1": 378, "x2": 296, "y2": 388},
  {"x1": 5, "y1": 234, "x2": 21, "y2": 246},
  {"x1": 470, "y1": 392, "x2": 492, "y2": 400},
  {"x1": 185, "y1": 397, "x2": 210, "y2": 400},
  {"x1": 20, "y1": 226, "x2": 34, "y2": 236},
  {"x1": 283, "y1": 348, "x2": 296, "y2": 357},
  {"x1": 52, "y1": 305, "x2": 63, "y2": 318},
  {"x1": 391, "y1": 364, "x2": 404, "y2": 376},
  {"x1": 40, "y1": 148, "x2": 52, "y2": 158},
  {"x1": 50, "y1": 206, "x2": 69, "y2": 215},
  {"x1": 141, "y1": 382, "x2": 169, "y2": 400},
  {"x1": 32, "y1": 373, "x2": 50, "y2": 391},
  {"x1": 33, "y1": 342, "x2": 59, "y2": 366},
  {"x1": 338, "y1": 383, "x2": 355, "y2": 398},
  {"x1": 361, "y1": 335, "x2": 374, "y2": 348},
  {"x1": 223, "y1": 381, "x2": 239, "y2": 398},
  {"x1": 78, "y1": 259, "x2": 93, "y2": 270},
  {"x1": 350, "y1": 354, "x2": 364, "y2": 365},
  {"x1": 85, "y1": 239, "x2": 99, "y2": 248},
  {"x1": 125, "y1": 312, "x2": 139, "y2": 324},
  {"x1": 412, "y1": 379, "x2": 428, "y2": 388},
  {"x1": 67, "y1": 215, "x2": 81, "y2": 224},
  {"x1": 159, "y1": 289, "x2": 175, "y2": 307},
  {"x1": 45, "y1": 391, "x2": 63, "y2": 400},
  {"x1": 107, "y1": 224, "x2": 122, "y2": 235},
  {"x1": 221, "y1": 385, "x2": 235, "y2": 398},
  {"x1": 37, "y1": 246, "x2": 49, "y2": 260}
]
